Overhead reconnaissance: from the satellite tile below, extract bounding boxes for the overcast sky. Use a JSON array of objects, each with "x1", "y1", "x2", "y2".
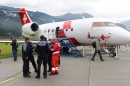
[{"x1": 0, "y1": 0, "x2": 130, "y2": 20}]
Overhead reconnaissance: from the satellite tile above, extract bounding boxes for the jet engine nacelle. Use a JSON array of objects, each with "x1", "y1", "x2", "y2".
[{"x1": 22, "y1": 22, "x2": 39, "y2": 35}]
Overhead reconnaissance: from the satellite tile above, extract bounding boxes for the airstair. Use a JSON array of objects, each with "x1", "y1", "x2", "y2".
[{"x1": 57, "y1": 29, "x2": 82, "y2": 57}]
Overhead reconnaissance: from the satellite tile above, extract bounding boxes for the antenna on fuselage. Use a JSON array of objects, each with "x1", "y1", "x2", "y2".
[
  {"x1": 53, "y1": 20, "x2": 55, "y2": 23},
  {"x1": 82, "y1": 16, "x2": 85, "y2": 19}
]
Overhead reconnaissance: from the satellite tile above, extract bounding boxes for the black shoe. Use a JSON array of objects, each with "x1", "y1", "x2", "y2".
[
  {"x1": 28, "y1": 71, "x2": 31, "y2": 74},
  {"x1": 35, "y1": 76, "x2": 40, "y2": 79},
  {"x1": 91, "y1": 59, "x2": 95, "y2": 61},
  {"x1": 23, "y1": 74, "x2": 31, "y2": 78},
  {"x1": 35, "y1": 69, "x2": 37, "y2": 72},
  {"x1": 44, "y1": 76, "x2": 47, "y2": 79},
  {"x1": 101, "y1": 60, "x2": 105, "y2": 61},
  {"x1": 47, "y1": 70, "x2": 51, "y2": 72},
  {"x1": 49, "y1": 73, "x2": 55, "y2": 75}
]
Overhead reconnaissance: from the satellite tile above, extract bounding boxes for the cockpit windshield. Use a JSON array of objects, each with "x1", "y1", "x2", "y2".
[
  {"x1": 92, "y1": 22, "x2": 105, "y2": 27},
  {"x1": 104, "y1": 22, "x2": 117, "y2": 26},
  {"x1": 92, "y1": 22, "x2": 117, "y2": 27}
]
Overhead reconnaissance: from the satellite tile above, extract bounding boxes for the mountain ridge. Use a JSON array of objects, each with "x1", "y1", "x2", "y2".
[{"x1": 0, "y1": 6, "x2": 93, "y2": 37}]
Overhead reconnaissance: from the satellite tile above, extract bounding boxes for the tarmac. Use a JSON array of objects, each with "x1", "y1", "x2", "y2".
[{"x1": 0, "y1": 46, "x2": 130, "y2": 86}]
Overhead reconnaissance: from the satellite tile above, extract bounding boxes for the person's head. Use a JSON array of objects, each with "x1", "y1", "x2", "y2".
[
  {"x1": 40, "y1": 35, "x2": 45, "y2": 40},
  {"x1": 53, "y1": 38, "x2": 58, "y2": 43},
  {"x1": 49, "y1": 38, "x2": 53, "y2": 42},
  {"x1": 55, "y1": 38, "x2": 58, "y2": 42},
  {"x1": 97, "y1": 38, "x2": 101, "y2": 41},
  {"x1": 25, "y1": 37, "x2": 30, "y2": 42},
  {"x1": 11, "y1": 38, "x2": 14, "y2": 41},
  {"x1": 44, "y1": 37, "x2": 47, "y2": 41}
]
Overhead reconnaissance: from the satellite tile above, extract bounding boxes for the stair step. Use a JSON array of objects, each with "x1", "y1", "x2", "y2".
[{"x1": 59, "y1": 38, "x2": 82, "y2": 57}]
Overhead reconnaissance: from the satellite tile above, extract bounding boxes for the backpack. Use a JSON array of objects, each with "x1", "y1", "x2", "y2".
[
  {"x1": 92, "y1": 41, "x2": 96, "y2": 48},
  {"x1": 16, "y1": 41, "x2": 19, "y2": 48},
  {"x1": 15, "y1": 41, "x2": 19, "y2": 50}
]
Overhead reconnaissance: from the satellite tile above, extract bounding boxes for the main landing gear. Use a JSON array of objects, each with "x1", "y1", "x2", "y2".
[
  {"x1": 109, "y1": 51, "x2": 116, "y2": 58},
  {"x1": 108, "y1": 46, "x2": 119, "y2": 59}
]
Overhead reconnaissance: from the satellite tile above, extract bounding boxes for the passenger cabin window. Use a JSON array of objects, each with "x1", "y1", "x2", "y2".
[{"x1": 92, "y1": 22, "x2": 105, "y2": 27}]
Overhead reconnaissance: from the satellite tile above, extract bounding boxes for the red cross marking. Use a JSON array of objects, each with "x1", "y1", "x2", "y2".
[{"x1": 100, "y1": 34, "x2": 105, "y2": 40}]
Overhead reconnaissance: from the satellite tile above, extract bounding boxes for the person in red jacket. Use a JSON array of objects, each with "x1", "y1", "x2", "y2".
[{"x1": 49, "y1": 38, "x2": 60, "y2": 75}]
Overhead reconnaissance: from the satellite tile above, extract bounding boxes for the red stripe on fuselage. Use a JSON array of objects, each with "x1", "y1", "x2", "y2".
[{"x1": 69, "y1": 38, "x2": 81, "y2": 45}]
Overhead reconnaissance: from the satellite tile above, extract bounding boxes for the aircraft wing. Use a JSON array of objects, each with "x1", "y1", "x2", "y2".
[{"x1": 0, "y1": 41, "x2": 39, "y2": 44}]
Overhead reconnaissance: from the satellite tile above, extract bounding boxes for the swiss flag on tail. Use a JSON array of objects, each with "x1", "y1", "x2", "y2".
[{"x1": 18, "y1": 8, "x2": 32, "y2": 26}]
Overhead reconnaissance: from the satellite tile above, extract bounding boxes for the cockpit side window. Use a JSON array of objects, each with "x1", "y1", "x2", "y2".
[
  {"x1": 92, "y1": 22, "x2": 105, "y2": 27},
  {"x1": 104, "y1": 22, "x2": 117, "y2": 26}
]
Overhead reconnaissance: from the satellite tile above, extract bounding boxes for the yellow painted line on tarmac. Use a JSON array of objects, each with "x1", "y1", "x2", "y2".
[
  {"x1": 0, "y1": 69, "x2": 34, "y2": 85},
  {"x1": 0, "y1": 75, "x2": 22, "y2": 85},
  {"x1": 4, "y1": 78, "x2": 21, "y2": 86}
]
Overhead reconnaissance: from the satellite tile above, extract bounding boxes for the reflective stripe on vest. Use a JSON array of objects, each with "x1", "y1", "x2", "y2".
[
  {"x1": 55, "y1": 67, "x2": 59, "y2": 70},
  {"x1": 52, "y1": 67, "x2": 55, "y2": 71},
  {"x1": 52, "y1": 51, "x2": 59, "y2": 55}
]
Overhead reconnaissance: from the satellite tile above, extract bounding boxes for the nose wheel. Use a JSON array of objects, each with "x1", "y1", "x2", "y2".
[{"x1": 109, "y1": 52, "x2": 116, "y2": 58}]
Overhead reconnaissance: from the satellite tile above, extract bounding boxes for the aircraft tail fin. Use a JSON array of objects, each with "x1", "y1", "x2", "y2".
[{"x1": 18, "y1": 8, "x2": 32, "y2": 26}]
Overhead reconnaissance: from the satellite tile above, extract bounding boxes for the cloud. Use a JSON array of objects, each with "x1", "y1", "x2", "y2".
[
  {"x1": 90, "y1": 0, "x2": 130, "y2": 19},
  {"x1": 0, "y1": 0, "x2": 130, "y2": 19},
  {"x1": 0, "y1": 0, "x2": 99, "y2": 14}
]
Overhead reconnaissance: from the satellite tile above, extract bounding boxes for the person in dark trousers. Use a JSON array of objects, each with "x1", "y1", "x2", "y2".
[
  {"x1": 35, "y1": 35, "x2": 50, "y2": 79},
  {"x1": 91, "y1": 38, "x2": 104, "y2": 61},
  {"x1": 27, "y1": 41, "x2": 37, "y2": 73},
  {"x1": 22, "y1": 37, "x2": 31, "y2": 77},
  {"x1": 47, "y1": 38, "x2": 54, "y2": 72},
  {"x1": 10, "y1": 38, "x2": 18, "y2": 61}
]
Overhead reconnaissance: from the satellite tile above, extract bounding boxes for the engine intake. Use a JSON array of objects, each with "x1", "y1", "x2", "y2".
[
  {"x1": 22, "y1": 22, "x2": 39, "y2": 35},
  {"x1": 31, "y1": 23, "x2": 39, "y2": 32}
]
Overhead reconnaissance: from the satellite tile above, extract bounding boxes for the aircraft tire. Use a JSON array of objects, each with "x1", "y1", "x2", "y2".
[{"x1": 109, "y1": 52, "x2": 114, "y2": 58}]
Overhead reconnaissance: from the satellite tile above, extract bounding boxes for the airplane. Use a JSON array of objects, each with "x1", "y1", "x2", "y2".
[{"x1": 1, "y1": 8, "x2": 130, "y2": 58}]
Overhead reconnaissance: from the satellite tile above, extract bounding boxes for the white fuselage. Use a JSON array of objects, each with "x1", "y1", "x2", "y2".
[{"x1": 22, "y1": 18, "x2": 130, "y2": 46}]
